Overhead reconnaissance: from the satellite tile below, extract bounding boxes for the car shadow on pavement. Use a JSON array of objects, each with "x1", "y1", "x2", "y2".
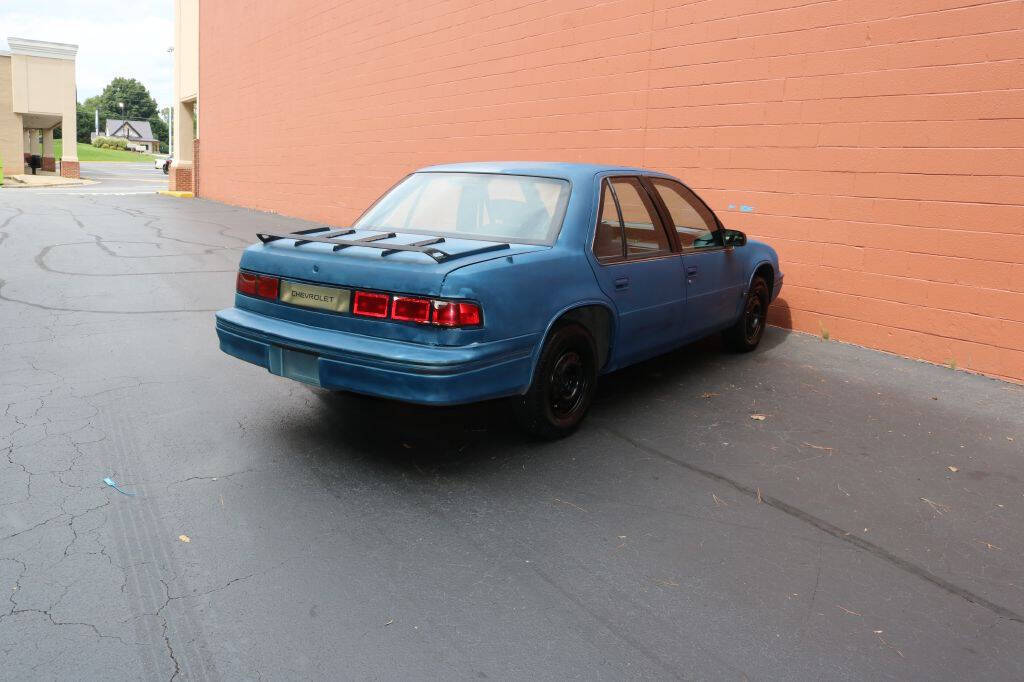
[{"x1": 292, "y1": 328, "x2": 791, "y2": 479}]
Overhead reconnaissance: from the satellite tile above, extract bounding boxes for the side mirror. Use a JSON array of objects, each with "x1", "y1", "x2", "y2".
[{"x1": 722, "y1": 229, "x2": 747, "y2": 247}]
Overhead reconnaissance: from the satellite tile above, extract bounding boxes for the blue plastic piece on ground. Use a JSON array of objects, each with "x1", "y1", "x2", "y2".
[
  {"x1": 103, "y1": 477, "x2": 136, "y2": 496},
  {"x1": 740, "y1": 205, "x2": 755, "y2": 212}
]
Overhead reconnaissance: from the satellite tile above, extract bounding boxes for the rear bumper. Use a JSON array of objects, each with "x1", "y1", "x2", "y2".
[{"x1": 215, "y1": 307, "x2": 538, "y2": 405}]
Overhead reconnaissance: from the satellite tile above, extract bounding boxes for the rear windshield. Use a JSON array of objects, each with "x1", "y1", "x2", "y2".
[{"x1": 354, "y1": 172, "x2": 571, "y2": 245}]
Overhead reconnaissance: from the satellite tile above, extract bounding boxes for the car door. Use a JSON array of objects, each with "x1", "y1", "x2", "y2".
[
  {"x1": 590, "y1": 176, "x2": 686, "y2": 366},
  {"x1": 645, "y1": 177, "x2": 746, "y2": 339}
]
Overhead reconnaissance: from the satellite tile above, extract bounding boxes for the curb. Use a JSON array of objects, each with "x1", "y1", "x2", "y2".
[
  {"x1": 157, "y1": 190, "x2": 194, "y2": 198},
  {"x1": 1, "y1": 178, "x2": 95, "y2": 188}
]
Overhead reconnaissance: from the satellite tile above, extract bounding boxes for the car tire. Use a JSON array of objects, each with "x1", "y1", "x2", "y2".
[
  {"x1": 514, "y1": 322, "x2": 598, "y2": 440},
  {"x1": 724, "y1": 276, "x2": 769, "y2": 352}
]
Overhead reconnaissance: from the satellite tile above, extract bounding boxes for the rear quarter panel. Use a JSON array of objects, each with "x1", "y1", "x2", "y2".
[{"x1": 440, "y1": 247, "x2": 611, "y2": 378}]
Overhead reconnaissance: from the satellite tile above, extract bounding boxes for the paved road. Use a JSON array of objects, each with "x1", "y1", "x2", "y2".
[
  {"x1": 1, "y1": 165, "x2": 1023, "y2": 679},
  {"x1": 32, "y1": 160, "x2": 169, "y2": 195}
]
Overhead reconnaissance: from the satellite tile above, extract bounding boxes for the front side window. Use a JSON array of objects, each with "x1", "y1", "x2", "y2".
[
  {"x1": 650, "y1": 178, "x2": 719, "y2": 249},
  {"x1": 355, "y1": 172, "x2": 571, "y2": 245}
]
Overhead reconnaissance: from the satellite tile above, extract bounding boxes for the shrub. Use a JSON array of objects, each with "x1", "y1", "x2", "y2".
[{"x1": 91, "y1": 136, "x2": 128, "y2": 150}]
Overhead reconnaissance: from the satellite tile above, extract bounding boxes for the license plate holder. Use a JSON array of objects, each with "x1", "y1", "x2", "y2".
[
  {"x1": 280, "y1": 348, "x2": 320, "y2": 386},
  {"x1": 279, "y1": 280, "x2": 350, "y2": 313}
]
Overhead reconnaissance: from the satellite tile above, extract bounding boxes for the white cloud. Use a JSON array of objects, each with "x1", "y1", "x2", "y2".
[{"x1": 1, "y1": 2, "x2": 174, "y2": 109}]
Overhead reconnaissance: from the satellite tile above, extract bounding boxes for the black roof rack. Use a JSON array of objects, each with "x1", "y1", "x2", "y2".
[
  {"x1": 293, "y1": 228, "x2": 354, "y2": 246},
  {"x1": 255, "y1": 227, "x2": 510, "y2": 264}
]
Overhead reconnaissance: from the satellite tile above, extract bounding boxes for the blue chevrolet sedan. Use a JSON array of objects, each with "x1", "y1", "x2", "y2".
[{"x1": 216, "y1": 162, "x2": 783, "y2": 438}]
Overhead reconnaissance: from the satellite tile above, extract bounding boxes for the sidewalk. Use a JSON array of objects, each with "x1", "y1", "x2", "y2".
[{"x1": 2, "y1": 173, "x2": 94, "y2": 188}]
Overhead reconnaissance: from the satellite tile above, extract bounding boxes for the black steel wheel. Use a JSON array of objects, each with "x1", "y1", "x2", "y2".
[
  {"x1": 724, "y1": 276, "x2": 770, "y2": 352},
  {"x1": 515, "y1": 322, "x2": 597, "y2": 439}
]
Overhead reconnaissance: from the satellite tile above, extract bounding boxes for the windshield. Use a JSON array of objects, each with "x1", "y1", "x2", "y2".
[{"x1": 354, "y1": 172, "x2": 571, "y2": 245}]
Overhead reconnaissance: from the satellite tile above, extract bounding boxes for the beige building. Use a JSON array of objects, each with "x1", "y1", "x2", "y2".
[
  {"x1": 169, "y1": 0, "x2": 198, "y2": 192},
  {"x1": 0, "y1": 37, "x2": 79, "y2": 178}
]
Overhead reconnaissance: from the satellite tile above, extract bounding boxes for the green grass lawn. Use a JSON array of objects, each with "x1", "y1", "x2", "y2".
[{"x1": 54, "y1": 140, "x2": 157, "y2": 163}]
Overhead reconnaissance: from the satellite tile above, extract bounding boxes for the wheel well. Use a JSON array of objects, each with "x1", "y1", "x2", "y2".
[
  {"x1": 754, "y1": 264, "x2": 774, "y2": 298},
  {"x1": 556, "y1": 305, "x2": 613, "y2": 370}
]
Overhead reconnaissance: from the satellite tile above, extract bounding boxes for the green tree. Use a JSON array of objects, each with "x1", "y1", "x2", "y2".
[
  {"x1": 81, "y1": 96, "x2": 105, "y2": 142},
  {"x1": 148, "y1": 113, "x2": 168, "y2": 145},
  {"x1": 98, "y1": 77, "x2": 158, "y2": 121},
  {"x1": 59, "y1": 80, "x2": 165, "y2": 145},
  {"x1": 74, "y1": 102, "x2": 101, "y2": 142}
]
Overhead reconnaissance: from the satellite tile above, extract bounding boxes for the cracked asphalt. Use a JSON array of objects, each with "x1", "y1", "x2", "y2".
[{"x1": 2, "y1": 162, "x2": 1023, "y2": 680}]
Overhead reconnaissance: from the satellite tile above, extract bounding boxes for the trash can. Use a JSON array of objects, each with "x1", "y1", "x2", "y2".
[{"x1": 29, "y1": 154, "x2": 41, "y2": 175}]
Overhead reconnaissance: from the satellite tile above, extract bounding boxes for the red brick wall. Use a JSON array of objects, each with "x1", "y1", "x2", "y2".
[
  {"x1": 200, "y1": 0, "x2": 1024, "y2": 381},
  {"x1": 193, "y1": 138, "x2": 200, "y2": 197}
]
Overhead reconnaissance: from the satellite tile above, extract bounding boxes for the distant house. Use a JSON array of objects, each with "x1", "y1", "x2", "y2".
[{"x1": 92, "y1": 119, "x2": 159, "y2": 153}]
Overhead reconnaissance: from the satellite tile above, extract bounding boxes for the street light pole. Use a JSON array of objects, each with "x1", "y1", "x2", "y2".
[{"x1": 117, "y1": 102, "x2": 125, "y2": 148}]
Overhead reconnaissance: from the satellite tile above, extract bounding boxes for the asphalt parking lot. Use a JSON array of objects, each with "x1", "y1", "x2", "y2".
[{"x1": 2, "y1": 163, "x2": 1023, "y2": 679}]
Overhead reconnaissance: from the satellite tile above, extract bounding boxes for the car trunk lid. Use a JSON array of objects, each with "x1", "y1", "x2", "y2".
[
  {"x1": 240, "y1": 228, "x2": 543, "y2": 296},
  {"x1": 235, "y1": 229, "x2": 545, "y2": 345}
]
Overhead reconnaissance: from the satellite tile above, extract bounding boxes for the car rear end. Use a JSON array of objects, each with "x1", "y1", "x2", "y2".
[
  {"x1": 215, "y1": 169, "x2": 573, "y2": 405},
  {"x1": 217, "y1": 233, "x2": 550, "y2": 404}
]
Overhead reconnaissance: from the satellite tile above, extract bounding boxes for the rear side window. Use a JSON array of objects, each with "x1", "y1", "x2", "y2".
[
  {"x1": 594, "y1": 183, "x2": 625, "y2": 260},
  {"x1": 594, "y1": 178, "x2": 673, "y2": 261},
  {"x1": 649, "y1": 178, "x2": 719, "y2": 249},
  {"x1": 612, "y1": 178, "x2": 671, "y2": 257}
]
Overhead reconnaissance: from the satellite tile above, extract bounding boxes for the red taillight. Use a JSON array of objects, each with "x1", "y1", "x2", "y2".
[
  {"x1": 391, "y1": 296, "x2": 431, "y2": 324},
  {"x1": 256, "y1": 275, "x2": 279, "y2": 300},
  {"x1": 353, "y1": 290, "x2": 390, "y2": 318},
  {"x1": 456, "y1": 302, "x2": 482, "y2": 326},
  {"x1": 237, "y1": 271, "x2": 279, "y2": 300},
  {"x1": 433, "y1": 301, "x2": 482, "y2": 327},
  {"x1": 236, "y1": 272, "x2": 257, "y2": 296}
]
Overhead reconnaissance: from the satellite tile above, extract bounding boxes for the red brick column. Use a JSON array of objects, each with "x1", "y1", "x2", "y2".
[
  {"x1": 41, "y1": 157, "x2": 55, "y2": 172},
  {"x1": 60, "y1": 161, "x2": 80, "y2": 179},
  {"x1": 193, "y1": 138, "x2": 200, "y2": 197},
  {"x1": 169, "y1": 164, "x2": 193, "y2": 192}
]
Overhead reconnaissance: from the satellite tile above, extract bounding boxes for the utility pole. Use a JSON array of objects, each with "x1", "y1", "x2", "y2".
[{"x1": 167, "y1": 46, "x2": 175, "y2": 157}]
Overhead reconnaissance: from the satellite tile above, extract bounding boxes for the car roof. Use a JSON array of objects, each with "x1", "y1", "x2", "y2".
[{"x1": 417, "y1": 161, "x2": 669, "y2": 183}]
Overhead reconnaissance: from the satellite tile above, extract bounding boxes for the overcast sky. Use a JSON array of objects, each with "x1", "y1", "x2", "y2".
[{"x1": 1, "y1": 1, "x2": 174, "y2": 109}]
